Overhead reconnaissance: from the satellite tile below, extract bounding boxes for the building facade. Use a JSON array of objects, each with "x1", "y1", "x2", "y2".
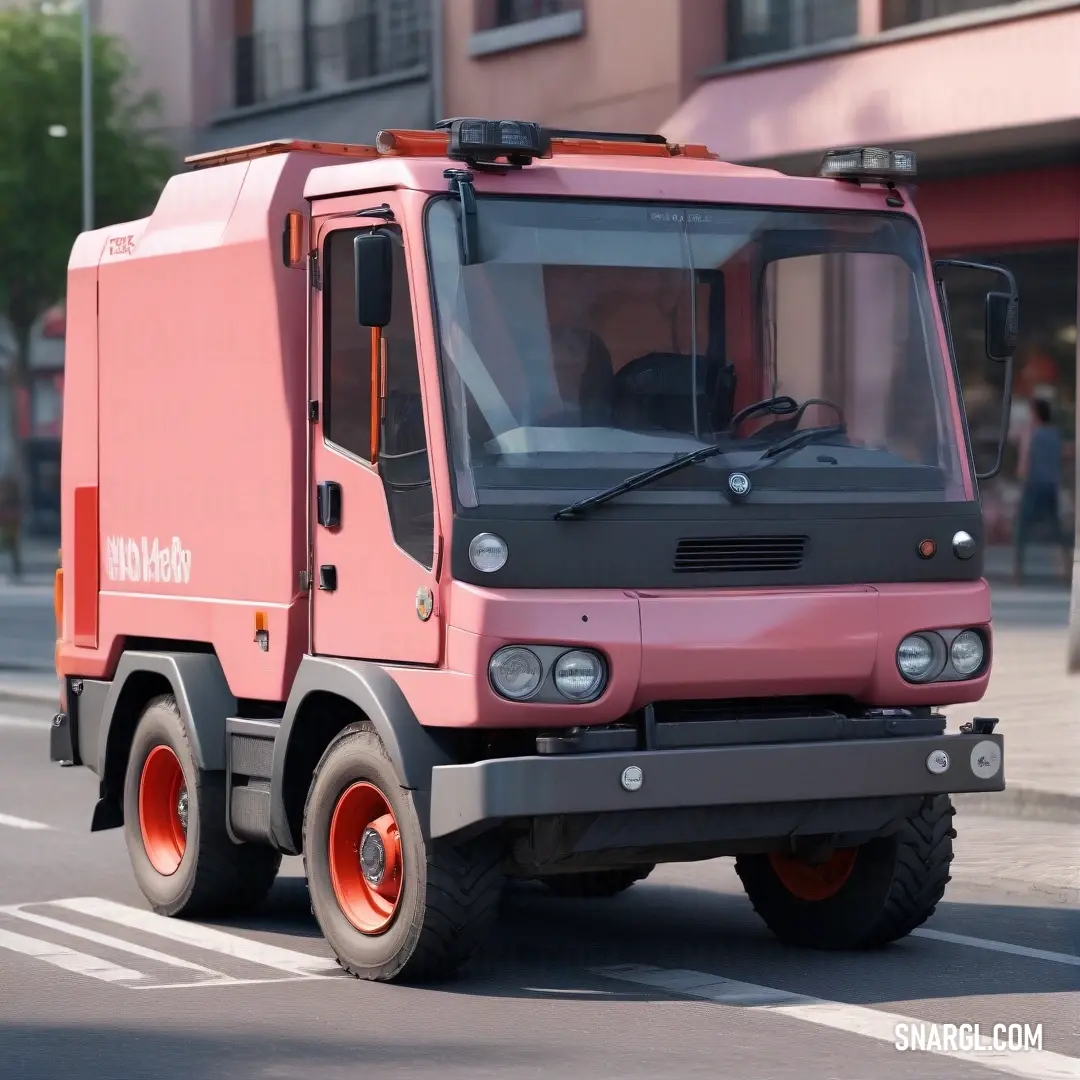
[
  {"x1": 443, "y1": 0, "x2": 1080, "y2": 550},
  {"x1": 9, "y1": 0, "x2": 1077, "y2": 550}
]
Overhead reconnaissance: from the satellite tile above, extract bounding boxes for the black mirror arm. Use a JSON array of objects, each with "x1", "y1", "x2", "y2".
[
  {"x1": 933, "y1": 258, "x2": 1018, "y2": 298},
  {"x1": 445, "y1": 169, "x2": 479, "y2": 265},
  {"x1": 975, "y1": 354, "x2": 1014, "y2": 482}
]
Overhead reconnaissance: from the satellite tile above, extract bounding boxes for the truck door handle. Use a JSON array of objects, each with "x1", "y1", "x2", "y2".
[{"x1": 317, "y1": 481, "x2": 341, "y2": 528}]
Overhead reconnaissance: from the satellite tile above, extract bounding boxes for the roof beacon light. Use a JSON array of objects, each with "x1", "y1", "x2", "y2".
[
  {"x1": 819, "y1": 147, "x2": 917, "y2": 183},
  {"x1": 439, "y1": 118, "x2": 551, "y2": 167}
]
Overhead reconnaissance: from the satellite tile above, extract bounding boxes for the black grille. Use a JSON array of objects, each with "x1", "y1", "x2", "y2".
[{"x1": 673, "y1": 535, "x2": 807, "y2": 573}]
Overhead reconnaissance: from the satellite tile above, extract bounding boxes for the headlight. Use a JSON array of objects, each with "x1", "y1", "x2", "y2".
[
  {"x1": 897, "y1": 634, "x2": 936, "y2": 682},
  {"x1": 488, "y1": 646, "x2": 542, "y2": 700},
  {"x1": 553, "y1": 650, "x2": 605, "y2": 702},
  {"x1": 950, "y1": 630, "x2": 984, "y2": 676}
]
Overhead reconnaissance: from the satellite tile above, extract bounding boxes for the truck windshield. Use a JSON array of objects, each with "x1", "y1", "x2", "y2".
[{"x1": 426, "y1": 196, "x2": 966, "y2": 512}]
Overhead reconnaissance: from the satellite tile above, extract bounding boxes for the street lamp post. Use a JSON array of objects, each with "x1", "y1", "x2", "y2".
[{"x1": 81, "y1": 0, "x2": 92, "y2": 232}]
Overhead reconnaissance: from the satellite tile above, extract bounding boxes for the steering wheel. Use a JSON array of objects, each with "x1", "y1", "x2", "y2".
[
  {"x1": 729, "y1": 396, "x2": 846, "y2": 439},
  {"x1": 728, "y1": 395, "x2": 800, "y2": 434}
]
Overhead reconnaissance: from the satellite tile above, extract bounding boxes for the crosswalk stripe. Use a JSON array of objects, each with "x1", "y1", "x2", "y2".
[
  {"x1": 0, "y1": 904, "x2": 225, "y2": 978},
  {"x1": 52, "y1": 896, "x2": 340, "y2": 977},
  {"x1": 594, "y1": 965, "x2": 1080, "y2": 1080},
  {"x1": 913, "y1": 927, "x2": 1080, "y2": 967},
  {"x1": 0, "y1": 812, "x2": 52, "y2": 830},
  {"x1": 0, "y1": 926, "x2": 144, "y2": 983}
]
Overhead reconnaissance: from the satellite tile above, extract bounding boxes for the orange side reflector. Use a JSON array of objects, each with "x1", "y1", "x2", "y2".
[
  {"x1": 283, "y1": 209, "x2": 305, "y2": 268},
  {"x1": 54, "y1": 567, "x2": 64, "y2": 678},
  {"x1": 72, "y1": 485, "x2": 99, "y2": 649},
  {"x1": 254, "y1": 611, "x2": 268, "y2": 634}
]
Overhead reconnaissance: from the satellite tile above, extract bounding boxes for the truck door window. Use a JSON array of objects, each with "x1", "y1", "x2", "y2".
[
  {"x1": 323, "y1": 226, "x2": 434, "y2": 569},
  {"x1": 324, "y1": 229, "x2": 374, "y2": 461}
]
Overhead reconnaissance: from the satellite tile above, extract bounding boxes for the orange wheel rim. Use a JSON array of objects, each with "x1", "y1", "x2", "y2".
[
  {"x1": 328, "y1": 781, "x2": 403, "y2": 935},
  {"x1": 768, "y1": 847, "x2": 858, "y2": 901},
  {"x1": 138, "y1": 744, "x2": 188, "y2": 876}
]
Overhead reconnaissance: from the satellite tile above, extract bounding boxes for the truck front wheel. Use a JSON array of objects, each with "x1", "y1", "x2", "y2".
[
  {"x1": 734, "y1": 795, "x2": 955, "y2": 949},
  {"x1": 303, "y1": 723, "x2": 504, "y2": 983},
  {"x1": 123, "y1": 694, "x2": 282, "y2": 917}
]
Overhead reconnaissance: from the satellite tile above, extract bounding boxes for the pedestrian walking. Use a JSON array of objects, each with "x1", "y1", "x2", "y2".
[
  {"x1": 0, "y1": 474, "x2": 22, "y2": 579},
  {"x1": 1013, "y1": 397, "x2": 1071, "y2": 583}
]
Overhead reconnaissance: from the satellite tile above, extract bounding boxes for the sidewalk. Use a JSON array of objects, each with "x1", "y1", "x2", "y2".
[{"x1": 949, "y1": 624, "x2": 1080, "y2": 823}]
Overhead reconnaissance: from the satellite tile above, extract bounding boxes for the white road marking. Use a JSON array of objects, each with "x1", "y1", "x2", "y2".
[
  {"x1": 0, "y1": 926, "x2": 144, "y2": 983},
  {"x1": 595, "y1": 965, "x2": 1080, "y2": 1080},
  {"x1": 130, "y1": 975, "x2": 333, "y2": 991},
  {"x1": 0, "y1": 904, "x2": 224, "y2": 977},
  {"x1": 913, "y1": 927, "x2": 1080, "y2": 968},
  {"x1": 52, "y1": 896, "x2": 341, "y2": 977},
  {"x1": 0, "y1": 812, "x2": 52, "y2": 830}
]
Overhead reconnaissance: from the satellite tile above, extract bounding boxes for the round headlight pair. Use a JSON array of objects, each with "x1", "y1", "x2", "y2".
[
  {"x1": 489, "y1": 647, "x2": 605, "y2": 702},
  {"x1": 896, "y1": 630, "x2": 984, "y2": 683}
]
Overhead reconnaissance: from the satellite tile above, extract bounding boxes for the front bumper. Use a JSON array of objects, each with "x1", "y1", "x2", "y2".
[{"x1": 428, "y1": 731, "x2": 1003, "y2": 839}]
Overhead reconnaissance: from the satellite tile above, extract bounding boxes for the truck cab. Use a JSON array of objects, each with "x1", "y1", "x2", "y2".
[{"x1": 51, "y1": 120, "x2": 1016, "y2": 983}]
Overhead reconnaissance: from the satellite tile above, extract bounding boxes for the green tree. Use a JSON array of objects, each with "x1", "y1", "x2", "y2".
[{"x1": 0, "y1": 2, "x2": 173, "y2": 489}]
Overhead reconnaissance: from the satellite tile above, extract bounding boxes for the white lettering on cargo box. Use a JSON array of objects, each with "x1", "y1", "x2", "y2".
[{"x1": 104, "y1": 536, "x2": 192, "y2": 585}]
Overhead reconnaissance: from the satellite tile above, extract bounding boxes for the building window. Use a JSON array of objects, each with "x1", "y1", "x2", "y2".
[
  {"x1": 725, "y1": 0, "x2": 858, "y2": 62},
  {"x1": 233, "y1": 0, "x2": 430, "y2": 109},
  {"x1": 882, "y1": 0, "x2": 1023, "y2": 30},
  {"x1": 489, "y1": 0, "x2": 574, "y2": 28}
]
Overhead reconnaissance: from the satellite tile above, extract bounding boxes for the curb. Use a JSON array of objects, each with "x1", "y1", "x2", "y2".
[
  {"x1": 0, "y1": 685, "x2": 58, "y2": 707},
  {"x1": 955, "y1": 786, "x2": 1080, "y2": 826}
]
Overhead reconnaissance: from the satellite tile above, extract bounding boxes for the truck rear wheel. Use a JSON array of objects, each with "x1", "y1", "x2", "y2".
[
  {"x1": 303, "y1": 723, "x2": 504, "y2": 983},
  {"x1": 734, "y1": 795, "x2": 955, "y2": 949},
  {"x1": 540, "y1": 865, "x2": 655, "y2": 898},
  {"x1": 123, "y1": 694, "x2": 281, "y2": 917}
]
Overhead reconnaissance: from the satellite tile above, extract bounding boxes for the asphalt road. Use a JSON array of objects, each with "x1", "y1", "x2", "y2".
[{"x1": 1, "y1": 699, "x2": 1077, "y2": 1080}]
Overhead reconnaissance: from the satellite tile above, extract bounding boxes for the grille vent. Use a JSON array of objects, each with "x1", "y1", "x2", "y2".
[{"x1": 673, "y1": 535, "x2": 807, "y2": 574}]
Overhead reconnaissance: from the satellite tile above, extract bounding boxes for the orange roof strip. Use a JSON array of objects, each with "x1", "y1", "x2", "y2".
[
  {"x1": 551, "y1": 137, "x2": 672, "y2": 158},
  {"x1": 374, "y1": 128, "x2": 717, "y2": 162},
  {"x1": 375, "y1": 129, "x2": 451, "y2": 156},
  {"x1": 551, "y1": 138, "x2": 718, "y2": 160},
  {"x1": 185, "y1": 139, "x2": 379, "y2": 169}
]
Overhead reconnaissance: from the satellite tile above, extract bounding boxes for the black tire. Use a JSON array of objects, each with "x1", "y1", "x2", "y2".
[
  {"x1": 540, "y1": 865, "x2": 655, "y2": 898},
  {"x1": 303, "y1": 722, "x2": 504, "y2": 983},
  {"x1": 123, "y1": 694, "x2": 282, "y2": 917},
  {"x1": 735, "y1": 795, "x2": 955, "y2": 949}
]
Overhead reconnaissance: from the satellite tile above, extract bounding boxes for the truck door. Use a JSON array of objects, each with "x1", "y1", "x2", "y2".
[{"x1": 310, "y1": 207, "x2": 442, "y2": 664}]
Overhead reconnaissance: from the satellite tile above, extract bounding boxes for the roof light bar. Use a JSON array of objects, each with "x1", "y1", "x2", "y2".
[
  {"x1": 436, "y1": 117, "x2": 551, "y2": 166},
  {"x1": 819, "y1": 147, "x2": 917, "y2": 183}
]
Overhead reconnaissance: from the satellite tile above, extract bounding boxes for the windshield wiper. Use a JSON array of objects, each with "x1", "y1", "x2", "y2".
[
  {"x1": 554, "y1": 442, "x2": 732, "y2": 520},
  {"x1": 757, "y1": 424, "x2": 847, "y2": 463}
]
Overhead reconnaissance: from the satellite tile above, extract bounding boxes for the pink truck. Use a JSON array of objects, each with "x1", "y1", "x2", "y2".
[{"x1": 51, "y1": 120, "x2": 1016, "y2": 983}]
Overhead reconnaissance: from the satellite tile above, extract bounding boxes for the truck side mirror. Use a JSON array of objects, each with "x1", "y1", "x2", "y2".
[
  {"x1": 985, "y1": 290, "x2": 1018, "y2": 361},
  {"x1": 354, "y1": 232, "x2": 392, "y2": 328}
]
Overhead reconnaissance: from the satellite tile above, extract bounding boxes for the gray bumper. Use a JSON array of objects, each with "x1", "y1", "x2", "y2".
[{"x1": 428, "y1": 732, "x2": 1004, "y2": 839}]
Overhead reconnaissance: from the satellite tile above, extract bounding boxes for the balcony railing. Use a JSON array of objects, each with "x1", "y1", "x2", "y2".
[
  {"x1": 725, "y1": 0, "x2": 858, "y2": 62},
  {"x1": 232, "y1": 1, "x2": 429, "y2": 110}
]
